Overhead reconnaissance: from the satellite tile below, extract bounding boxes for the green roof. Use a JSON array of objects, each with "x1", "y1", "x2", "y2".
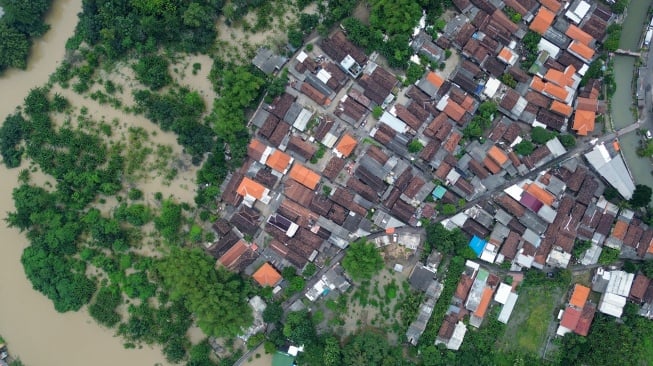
[{"x1": 272, "y1": 352, "x2": 295, "y2": 366}]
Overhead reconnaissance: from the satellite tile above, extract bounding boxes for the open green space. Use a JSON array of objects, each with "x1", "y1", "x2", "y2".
[{"x1": 501, "y1": 286, "x2": 564, "y2": 354}]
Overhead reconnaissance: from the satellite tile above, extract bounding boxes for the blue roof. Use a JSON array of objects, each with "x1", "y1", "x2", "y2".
[
  {"x1": 432, "y1": 186, "x2": 447, "y2": 199},
  {"x1": 469, "y1": 235, "x2": 486, "y2": 256}
]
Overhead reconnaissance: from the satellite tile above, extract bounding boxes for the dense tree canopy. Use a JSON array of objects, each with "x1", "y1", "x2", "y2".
[
  {"x1": 342, "y1": 239, "x2": 384, "y2": 280},
  {"x1": 0, "y1": 0, "x2": 52, "y2": 72},
  {"x1": 157, "y1": 248, "x2": 253, "y2": 338},
  {"x1": 630, "y1": 184, "x2": 652, "y2": 208}
]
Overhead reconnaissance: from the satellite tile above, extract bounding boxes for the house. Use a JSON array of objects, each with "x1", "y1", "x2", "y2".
[
  {"x1": 252, "y1": 47, "x2": 287, "y2": 75},
  {"x1": 252, "y1": 263, "x2": 282, "y2": 287},
  {"x1": 236, "y1": 177, "x2": 273, "y2": 206},
  {"x1": 334, "y1": 133, "x2": 357, "y2": 158},
  {"x1": 288, "y1": 164, "x2": 320, "y2": 190}
]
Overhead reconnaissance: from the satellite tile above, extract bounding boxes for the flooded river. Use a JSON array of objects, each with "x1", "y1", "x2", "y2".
[
  {"x1": 0, "y1": 0, "x2": 170, "y2": 364},
  {"x1": 612, "y1": 0, "x2": 653, "y2": 188}
]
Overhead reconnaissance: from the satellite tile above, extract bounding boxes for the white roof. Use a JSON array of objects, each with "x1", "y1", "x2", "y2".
[
  {"x1": 321, "y1": 132, "x2": 338, "y2": 148},
  {"x1": 341, "y1": 54, "x2": 356, "y2": 69},
  {"x1": 450, "y1": 212, "x2": 469, "y2": 227},
  {"x1": 293, "y1": 108, "x2": 313, "y2": 132},
  {"x1": 379, "y1": 112, "x2": 408, "y2": 133},
  {"x1": 546, "y1": 138, "x2": 567, "y2": 157},
  {"x1": 505, "y1": 184, "x2": 524, "y2": 201},
  {"x1": 537, "y1": 205, "x2": 557, "y2": 224},
  {"x1": 436, "y1": 95, "x2": 449, "y2": 111},
  {"x1": 447, "y1": 322, "x2": 467, "y2": 350},
  {"x1": 498, "y1": 292, "x2": 518, "y2": 324},
  {"x1": 483, "y1": 78, "x2": 501, "y2": 98},
  {"x1": 516, "y1": 252, "x2": 534, "y2": 268},
  {"x1": 538, "y1": 38, "x2": 561, "y2": 58},
  {"x1": 288, "y1": 345, "x2": 304, "y2": 356},
  {"x1": 317, "y1": 69, "x2": 332, "y2": 84},
  {"x1": 599, "y1": 292, "x2": 627, "y2": 317},
  {"x1": 606, "y1": 270, "x2": 635, "y2": 297},
  {"x1": 296, "y1": 51, "x2": 308, "y2": 62},
  {"x1": 480, "y1": 247, "x2": 497, "y2": 263},
  {"x1": 565, "y1": 0, "x2": 591, "y2": 23},
  {"x1": 495, "y1": 283, "x2": 513, "y2": 304},
  {"x1": 585, "y1": 145, "x2": 636, "y2": 199},
  {"x1": 580, "y1": 244, "x2": 602, "y2": 266},
  {"x1": 446, "y1": 169, "x2": 461, "y2": 184}
]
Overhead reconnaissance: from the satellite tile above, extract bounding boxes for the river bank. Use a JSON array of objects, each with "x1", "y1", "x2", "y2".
[{"x1": 0, "y1": 1, "x2": 171, "y2": 365}]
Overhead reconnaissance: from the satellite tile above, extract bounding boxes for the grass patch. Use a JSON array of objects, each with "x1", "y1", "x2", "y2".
[{"x1": 501, "y1": 286, "x2": 563, "y2": 354}]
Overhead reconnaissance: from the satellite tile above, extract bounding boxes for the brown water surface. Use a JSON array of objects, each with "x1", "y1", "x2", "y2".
[{"x1": 0, "y1": 0, "x2": 171, "y2": 364}]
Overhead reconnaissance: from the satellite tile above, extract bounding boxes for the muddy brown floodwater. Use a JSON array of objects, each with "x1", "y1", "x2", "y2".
[{"x1": 0, "y1": 0, "x2": 171, "y2": 365}]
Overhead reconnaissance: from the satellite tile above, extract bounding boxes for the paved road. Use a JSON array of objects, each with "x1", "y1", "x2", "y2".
[{"x1": 462, "y1": 121, "x2": 642, "y2": 211}]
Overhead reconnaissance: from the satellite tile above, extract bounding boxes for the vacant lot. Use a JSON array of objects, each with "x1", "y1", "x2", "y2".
[{"x1": 501, "y1": 286, "x2": 565, "y2": 354}]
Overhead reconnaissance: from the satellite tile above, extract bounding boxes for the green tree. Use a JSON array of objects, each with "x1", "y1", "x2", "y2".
[
  {"x1": 559, "y1": 134, "x2": 576, "y2": 148},
  {"x1": 154, "y1": 199, "x2": 183, "y2": 243},
  {"x1": 324, "y1": 336, "x2": 342, "y2": 366},
  {"x1": 598, "y1": 247, "x2": 620, "y2": 265},
  {"x1": 157, "y1": 248, "x2": 253, "y2": 338},
  {"x1": 283, "y1": 310, "x2": 317, "y2": 345},
  {"x1": 0, "y1": 113, "x2": 28, "y2": 168},
  {"x1": 342, "y1": 239, "x2": 384, "y2": 280},
  {"x1": 408, "y1": 139, "x2": 424, "y2": 153},
  {"x1": 89, "y1": 284, "x2": 122, "y2": 327},
  {"x1": 0, "y1": 22, "x2": 30, "y2": 72},
  {"x1": 262, "y1": 302, "x2": 283, "y2": 323},
  {"x1": 531, "y1": 126, "x2": 555, "y2": 144},
  {"x1": 500, "y1": 73, "x2": 517, "y2": 88},
  {"x1": 372, "y1": 106, "x2": 384, "y2": 119},
  {"x1": 369, "y1": 0, "x2": 422, "y2": 36},
  {"x1": 629, "y1": 184, "x2": 652, "y2": 208},
  {"x1": 441, "y1": 203, "x2": 456, "y2": 216},
  {"x1": 514, "y1": 140, "x2": 534, "y2": 156}
]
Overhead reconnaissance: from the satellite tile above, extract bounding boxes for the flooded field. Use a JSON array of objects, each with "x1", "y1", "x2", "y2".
[{"x1": 0, "y1": 0, "x2": 172, "y2": 364}]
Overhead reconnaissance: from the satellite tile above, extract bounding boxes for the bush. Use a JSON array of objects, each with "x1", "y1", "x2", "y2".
[{"x1": 133, "y1": 55, "x2": 172, "y2": 90}]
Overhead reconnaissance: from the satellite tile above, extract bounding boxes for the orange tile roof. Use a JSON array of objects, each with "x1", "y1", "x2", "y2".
[
  {"x1": 488, "y1": 145, "x2": 509, "y2": 165},
  {"x1": 572, "y1": 110, "x2": 595, "y2": 136},
  {"x1": 266, "y1": 149, "x2": 292, "y2": 173},
  {"x1": 540, "y1": 0, "x2": 562, "y2": 12},
  {"x1": 237, "y1": 177, "x2": 268, "y2": 200},
  {"x1": 444, "y1": 100, "x2": 466, "y2": 122},
  {"x1": 563, "y1": 65, "x2": 577, "y2": 86},
  {"x1": 252, "y1": 262, "x2": 282, "y2": 287},
  {"x1": 529, "y1": 8, "x2": 555, "y2": 34},
  {"x1": 568, "y1": 41, "x2": 595, "y2": 61},
  {"x1": 544, "y1": 68, "x2": 567, "y2": 87},
  {"x1": 570, "y1": 284, "x2": 590, "y2": 308},
  {"x1": 611, "y1": 220, "x2": 629, "y2": 240},
  {"x1": 566, "y1": 25, "x2": 594, "y2": 46},
  {"x1": 543, "y1": 82, "x2": 569, "y2": 102},
  {"x1": 426, "y1": 71, "x2": 444, "y2": 88},
  {"x1": 550, "y1": 101, "x2": 573, "y2": 117},
  {"x1": 613, "y1": 140, "x2": 620, "y2": 152},
  {"x1": 525, "y1": 183, "x2": 555, "y2": 206},
  {"x1": 531, "y1": 76, "x2": 546, "y2": 92},
  {"x1": 248, "y1": 139, "x2": 268, "y2": 161},
  {"x1": 498, "y1": 47, "x2": 514, "y2": 63},
  {"x1": 461, "y1": 96, "x2": 474, "y2": 111},
  {"x1": 288, "y1": 163, "x2": 320, "y2": 190},
  {"x1": 335, "y1": 133, "x2": 357, "y2": 157},
  {"x1": 218, "y1": 240, "x2": 248, "y2": 269},
  {"x1": 474, "y1": 287, "x2": 494, "y2": 318},
  {"x1": 483, "y1": 156, "x2": 502, "y2": 174}
]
